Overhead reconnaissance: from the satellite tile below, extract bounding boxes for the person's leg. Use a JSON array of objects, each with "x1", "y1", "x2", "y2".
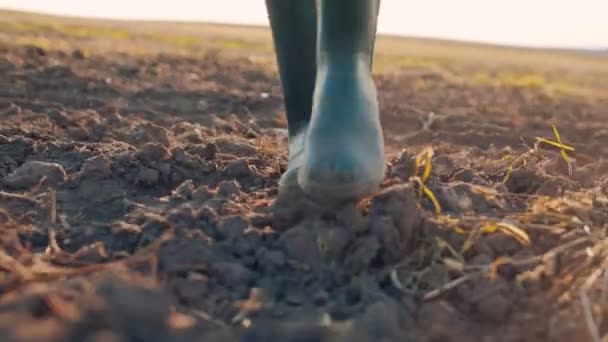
[
  {"x1": 297, "y1": 0, "x2": 384, "y2": 200},
  {"x1": 265, "y1": 0, "x2": 317, "y2": 191}
]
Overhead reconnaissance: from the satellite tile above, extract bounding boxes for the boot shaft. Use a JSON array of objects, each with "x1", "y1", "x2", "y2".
[
  {"x1": 265, "y1": 0, "x2": 317, "y2": 135},
  {"x1": 316, "y1": 0, "x2": 380, "y2": 62},
  {"x1": 265, "y1": 0, "x2": 381, "y2": 136}
]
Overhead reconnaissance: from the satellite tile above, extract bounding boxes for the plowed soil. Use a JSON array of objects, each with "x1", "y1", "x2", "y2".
[{"x1": 1, "y1": 11, "x2": 608, "y2": 342}]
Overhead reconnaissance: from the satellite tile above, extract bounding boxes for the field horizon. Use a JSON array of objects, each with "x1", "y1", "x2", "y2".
[{"x1": 2, "y1": 8, "x2": 608, "y2": 52}]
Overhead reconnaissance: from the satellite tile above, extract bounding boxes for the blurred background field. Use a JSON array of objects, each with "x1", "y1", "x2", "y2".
[{"x1": 1, "y1": 9, "x2": 607, "y2": 99}]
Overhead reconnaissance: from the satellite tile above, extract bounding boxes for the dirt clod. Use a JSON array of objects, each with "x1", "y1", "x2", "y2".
[
  {"x1": 217, "y1": 180, "x2": 241, "y2": 198},
  {"x1": 224, "y1": 159, "x2": 254, "y2": 178},
  {"x1": 79, "y1": 155, "x2": 112, "y2": 178},
  {"x1": 135, "y1": 142, "x2": 172, "y2": 161},
  {"x1": 217, "y1": 215, "x2": 249, "y2": 240},
  {"x1": 137, "y1": 166, "x2": 160, "y2": 185},
  {"x1": 4, "y1": 160, "x2": 67, "y2": 188}
]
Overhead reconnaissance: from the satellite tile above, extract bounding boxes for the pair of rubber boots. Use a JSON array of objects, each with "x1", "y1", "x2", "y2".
[{"x1": 267, "y1": 0, "x2": 384, "y2": 201}]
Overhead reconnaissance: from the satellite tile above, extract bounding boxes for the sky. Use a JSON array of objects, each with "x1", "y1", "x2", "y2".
[{"x1": 1, "y1": 0, "x2": 606, "y2": 49}]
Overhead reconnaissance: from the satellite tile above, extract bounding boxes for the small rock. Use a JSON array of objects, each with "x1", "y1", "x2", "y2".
[
  {"x1": 370, "y1": 184, "x2": 421, "y2": 251},
  {"x1": 47, "y1": 110, "x2": 73, "y2": 127},
  {"x1": 117, "y1": 63, "x2": 139, "y2": 77},
  {"x1": 197, "y1": 205, "x2": 218, "y2": 223},
  {"x1": 471, "y1": 238, "x2": 494, "y2": 259},
  {"x1": 214, "y1": 138, "x2": 257, "y2": 157},
  {"x1": 278, "y1": 220, "x2": 323, "y2": 270},
  {"x1": 355, "y1": 300, "x2": 404, "y2": 340},
  {"x1": 172, "y1": 180, "x2": 194, "y2": 200},
  {"x1": 217, "y1": 215, "x2": 249, "y2": 240},
  {"x1": 83, "y1": 331, "x2": 122, "y2": 342},
  {"x1": 211, "y1": 262, "x2": 253, "y2": 288},
  {"x1": 191, "y1": 143, "x2": 217, "y2": 160},
  {"x1": 485, "y1": 233, "x2": 523, "y2": 255},
  {"x1": 544, "y1": 155, "x2": 574, "y2": 177},
  {"x1": 171, "y1": 122, "x2": 198, "y2": 135},
  {"x1": 494, "y1": 182, "x2": 509, "y2": 193},
  {"x1": 537, "y1": 177, "x2": 574, "y2": 197},
  {"x1": 593, "y1": 193, "x2": 608, "y2": 209},
  {"x1": 79, "y1": 155, "x2": 112, "y2": 178},
  {"x1": 452, "y1": 168, "x2": 475, "y2": 182},
  {"x1": 44, "y1": 65, "x2": 73, "y2": 78},
  {"x1": 224, "y1": 159, "x2": 253, "y2": 178},
  {"x1": 458, "y1": 277, "x2": 512, "y2": 323},
  {"x1": 72, "y1": 241, "x2": 108, "y2": 263},
  {"x1": 130, "y1": 123, "x2": 171, "y2": 146},
  {"x1": 110, "y1": 221, "x2": 143, "y2": 251},
  {"x1": 388, "y1": 150, "x2": 416, "y2": 180},
  {"x1": 167, "y1": 203, "x2": 197, "y2": 227},
  {"x1": 170, "y1": 171, "x2": 184, "y2": 184},
  {"x1": 105, "y1": 111, "x2": 124, "y2": 126},
  {"x1": 67, "y1": 125, "x2": 90, "y2": 140},
  {"x1": 313, "y1": 290, "x2": 329, "y2": 306},
  {"x1": 271, "y1": 200, "x2": 303, "y2": 231},
  {"x1": 371, "y1": 216, "x2": 402, "y2": 264},
  {"x1": 417, "y1": 301, "x2": 471, "y2": 341},
  {"x1": 433, "y1": 154, "x2": 455, "y2": 175},
  {"x1": 5, "y1": 161, "x2": 67, "y2": 189},
  {"x1": 137, "y1": 167, "x2": 160, "y2": 185},
  {"x1": 336, "y1": 203, "x2": 367, "y2": 234},
  {"x1": 171, "y1": 147, "x2": 188, "y2": 163},
  {"x1": 157, "y1": 162, "x2": 172, "y2": 181},
  {"x1": 135, "y1": 142, "x2": 171, "y2": 161},
  {"x1": 199, "y1": 160, "x2": 217, "y2": 173},
  {"x1": 25, "y1": 45, "x2": 46, "y2": 57},
  {"x1": 504, "y1": 168, "x2": 543, "y2": 194},
  {"x1": 572, "y1": 164, "x2": 596, "y2": 188},
  {"x1": 476, "y1": 291, "x2": 511, "y2": 322},
  {"x1": 257, "y1": 249, "x2": 286, "y2": 272},
  {"x1": 245, "y1": 128, "x2": 259, "y2": 139},
  {"x1": 71, "y1": 49, "x2": 85, "y2": 59},
  {"x1": 317, "y1": 223, "x2": 352, "y2": 259},
  {"x1": 77, "y1": 178, "x2": 123, "y2": 203},
  {"x1": 344, "y1": 236, "x2": 380, "y2": 275},
  {"x1": 158, "y1": 238, "x2": 214, "y2": 273},
  {"x1": 437, "y1": 183, "x2": 488, "y2": 213},
  {"x1": 176, "y1": 128, "x2": 204, "y2": 144},
  {"x1": 248, "y1": 213, "x2": 272, "y2": 228},
  {"x1": 418, "y1": 263, "x2": 450, "y2": 289},
  {"x1": 217, "y1": 180, "x2": 241, "y2": 197},
  {"x1": 192, "y1": 185, "x2": 214, "y2": 202},
  {"x1": 470, "y1": 253, "x2": 493, "y2": 266},
  {"x1": 241, "y1": 317, "x2": 327, "y2": 342}
]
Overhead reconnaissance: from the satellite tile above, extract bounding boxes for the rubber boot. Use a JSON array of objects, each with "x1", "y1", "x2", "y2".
[
  {"x1": 265, "y1": 0, "x2": 317, "y2": 192},
  {"x1": 297, "y1": 0, "x2": 385, "y2": 201}
]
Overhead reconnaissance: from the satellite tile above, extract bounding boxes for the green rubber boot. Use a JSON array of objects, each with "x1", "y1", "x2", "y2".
[
  {"x1": 265, "y1": 0, "x2": 317, "y2": 193},
  {"x1": 297, "y1": 0, "x2": 385, "y2": 201}
]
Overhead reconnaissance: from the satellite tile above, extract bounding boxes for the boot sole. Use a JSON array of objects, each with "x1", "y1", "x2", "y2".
[{"x1": 298, "y1": 163, "x2": 386, "y2": 202}]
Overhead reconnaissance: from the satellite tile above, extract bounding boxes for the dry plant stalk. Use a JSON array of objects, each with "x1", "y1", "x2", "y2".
[
  {"x1": 503, "y1": 124, "x2": 573, "y2": 183},
  {"x1": 422, "y1": 232, "x2": 593, "y2": 301},
  {"x1": 502, "y1": 152, "x2": 531, "y2": 184},
  {"x1": 536, "y1": 124, "x2": 574, "y2": 176},
  {"x1": 431, "y1": 216, "x2": 531, "y2": 254},
  {"x1": 581, "y1": 292, "x2": 601, "y2": 342},
  {"x1": 411, "y1": 147, "x2": 441, "y2": 215}
]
